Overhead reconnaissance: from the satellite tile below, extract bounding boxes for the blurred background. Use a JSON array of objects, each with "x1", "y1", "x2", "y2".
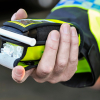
[{"x1": 0, "y1": 0, "x2": 100, "y2": 100}]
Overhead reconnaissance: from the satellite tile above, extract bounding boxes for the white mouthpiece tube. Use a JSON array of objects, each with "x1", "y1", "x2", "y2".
[{"x1": 0, "y1": 28, "x2": 36, "y2": 46}]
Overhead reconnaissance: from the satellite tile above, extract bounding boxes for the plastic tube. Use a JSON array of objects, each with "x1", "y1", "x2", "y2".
[{"x1": 0, "y1": 28, "x2": 36, "y2": 46}]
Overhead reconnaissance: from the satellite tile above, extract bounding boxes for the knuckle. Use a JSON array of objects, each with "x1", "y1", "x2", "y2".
[
  {"x1": 54, "y1": 67, "x2": 63, "y2": 74},
  {"x1": 54, "y1": 60, "x2": 67, "y2": 74},
  {"x1": 40, "y1": 67, "x2": 53, "y2": 77},
  {"x1": 69, "y1": 58, "x2": 78, "y2": 65},
  {"x1": 57, "y1": 60, "x2": 67, "y2": 68}
]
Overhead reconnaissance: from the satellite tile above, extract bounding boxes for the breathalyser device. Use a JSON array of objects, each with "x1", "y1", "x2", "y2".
[{"x1": 0, "y1": 19, "x2": 83, "y2": 70}]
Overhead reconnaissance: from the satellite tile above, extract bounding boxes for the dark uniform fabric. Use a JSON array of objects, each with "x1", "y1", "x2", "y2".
[{"x1": 47, "y1": 7, "x2": 100, "y2": 88}]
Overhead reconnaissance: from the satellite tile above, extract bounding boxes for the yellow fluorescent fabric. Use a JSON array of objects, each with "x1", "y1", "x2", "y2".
[
  {"x1": 18, "y1": 62, "x2": 28, "y2": 68},
  {"x1": 21, "y1": 46, "x2": 45, "y2": 61},
  {"x1": 51, "y1": 5, "x2": 88, "y2": 12},
  {"x1": 8, "y1": 21, "x2": 35, "y2": 28},
  {"x1": 88, "y1": 10, "x2": 100, "y2": 52},
  {"x1": 76, "y1": 9, "x2": 100, "y2": 73},
  {"x1": 76, "y1": 58, "x2": 91, "y2": 73}
]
